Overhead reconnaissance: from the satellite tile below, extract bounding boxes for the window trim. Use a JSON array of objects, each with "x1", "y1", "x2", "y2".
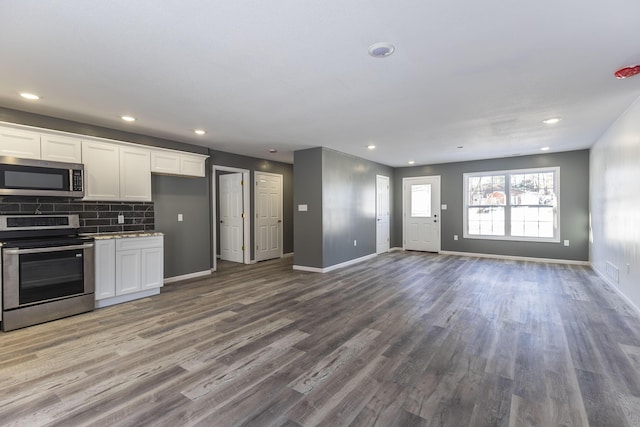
[{"x1": 463, "y1": 166, "x2": 560, "y2": 243}]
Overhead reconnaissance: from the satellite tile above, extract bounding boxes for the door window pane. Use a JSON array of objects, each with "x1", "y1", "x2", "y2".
[{"x1": 411, "y1": 184, "x2": 431, "y2": 217}]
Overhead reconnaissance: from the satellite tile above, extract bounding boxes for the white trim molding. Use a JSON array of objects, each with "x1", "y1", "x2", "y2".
[
  {"x1": 439, "y1": 250, "x2": 590, "y2": 266},
  {"x1": 164, "y1": 270, "x2": 212, "y2": 284},
  {"x1": 293, "y1": 253, "x2": 377, "y2": 273},
  {"x1": 592, "y1": 264, "x2": 640, "y2": 318}
]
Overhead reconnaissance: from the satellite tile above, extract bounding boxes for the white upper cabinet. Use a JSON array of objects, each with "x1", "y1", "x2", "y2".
[
  {"x1": 0, "y1": 122, "x2": 209, "y2": 197},
  {"x1": 41, "y1": 135, "x2": 82, "y2": 163},
  {"x1": 151, "y1": 150, "x2": 207, "y2": 177},
  {"x1": 83, "y1": 141, "x2": 152, "y2": 202},
  {"x1": 119, "y1": 146, "x2": 151, "y2": 201},
  {"x1": 150, "y1": 150, "x2": 180, "y2": 175},
  {"x1": 0, "y1": 127, "x2": 41, "y2": 159},
  {"x1": 180, "y1": 154, "x2": 206, "y2": 177},
  {"x1": 82, "y1": 140, "x2": 120, "y2": 200}
]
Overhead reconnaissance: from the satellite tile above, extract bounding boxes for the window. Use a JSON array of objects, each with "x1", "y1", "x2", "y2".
[
  {"x1": 411, "y1": 184, "x2": 431, "y2": 217},
  {"x1": 463, "y1": 167, "x2": 559, "y2": 242}
]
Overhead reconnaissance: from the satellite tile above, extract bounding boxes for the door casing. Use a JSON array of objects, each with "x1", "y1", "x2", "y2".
[
  {"x1": 254, "y1": 171, "x2": 283, "y2": 262},
  {"x1": 219, "y1": 173, "x2": 244, "y2": 263},
  {"x1": 402, "y1": 175, "x2": 441, "y2": 252},
  {"x1": 212, "y1": 165, "x2": 251, "y2": 271},
  {"x1": 376, "y1": 175, "x2": 390, "y2": 254}
]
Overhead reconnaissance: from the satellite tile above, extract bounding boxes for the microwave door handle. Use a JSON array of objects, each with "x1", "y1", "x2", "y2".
[{"x1": 3, "y1": 243, "x2": 94, "y2": 255}]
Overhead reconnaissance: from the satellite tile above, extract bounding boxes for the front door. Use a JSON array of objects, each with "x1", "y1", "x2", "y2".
[
  {"x1": 376, "y1": 175, "x2": 390, "y2": 254},
  {"x1": 403, "y1": 176, "x2": 441, "y2": 252},
  {"x1": 255, "y1": 172, "x2": 283, "y2": 261},
  {"x1": 219, "y1": 173, "x2": 244, "y2": 263}
]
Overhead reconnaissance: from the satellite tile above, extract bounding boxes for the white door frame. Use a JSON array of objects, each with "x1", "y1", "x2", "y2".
[
  {"x1": 212, "y1": 165, "x2": 251, "y2": 271},
  {"x1": 376, "y1": 175, "x2": 390, "y2": 254},
  {"x1": 402, "y1": 175, "x2": 441, "y2": 252}
]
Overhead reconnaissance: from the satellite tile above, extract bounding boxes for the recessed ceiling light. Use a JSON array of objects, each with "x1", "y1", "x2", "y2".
[
  {"x1": 368, "y1": 42, "x2": 395, "y2": 58},
  {"x1": 541, "y1": 146, "x2": 550, "y2": 151},
  {"x1": 269, "y1": 148, "x2": 278, "y2": 154},
  {"x1": 367, "y1": 144, "x2": 376, "y2": 150},
  {"x1": 121, "y1": 115, "x2": 136, "y2": 122},
  {"x1": 194, "y1": 129, "x2": 206, "y2": 135},
  {"x1": 542, "y1": 117, "x2": 561, "y2": 124},
  {"x1": 457, "y1": 146, "x2": 464, "y2": 149},
  {"x1": 408, "y1": 160, "x2": 415, "y2": 165},
  {"x1": 20, "y1": 92, "x2": 40, "y2": 100}
]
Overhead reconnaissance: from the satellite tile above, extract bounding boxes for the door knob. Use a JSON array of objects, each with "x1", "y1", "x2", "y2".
[
  {"x1": 277, "y1": 220, "x2": 282, "y2": 223},
  {"x1": 220, "y1": 220, "x2": 224, "y2": 223}
]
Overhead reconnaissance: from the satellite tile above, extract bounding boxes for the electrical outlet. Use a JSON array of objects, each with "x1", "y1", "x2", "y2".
[
  {"x1": 117, "y1": 214, "x2": 124, "y2": 224},
  {"x1": 354, "y1": 240, "x2": 357, "y2": 246},
  {"x1": 454, "y1": 235, "x2": 458, "y2": 241},
  {"x1": 178, "y1": 213, "x2": 183, "y2": 222},
  {"x1": 564, "y1": 240, "x2": 570, "y2": 246}
]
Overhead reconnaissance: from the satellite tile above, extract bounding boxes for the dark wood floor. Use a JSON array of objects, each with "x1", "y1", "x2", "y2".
[{"x1": 1, "y1": 252, "x2": 640, "y2": 426}]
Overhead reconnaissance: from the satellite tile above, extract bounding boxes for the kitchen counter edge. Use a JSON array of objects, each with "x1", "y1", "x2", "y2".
[{"x1": 81, "y1": 231, "x2": 164, "y2": 240}]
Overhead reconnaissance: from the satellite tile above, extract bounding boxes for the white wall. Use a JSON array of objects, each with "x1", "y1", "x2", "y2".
[{"x1": 590, "y1": 96, "x2": 640, "y2": 310}]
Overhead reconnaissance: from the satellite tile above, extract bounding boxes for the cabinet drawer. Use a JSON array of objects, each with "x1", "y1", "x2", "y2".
[{"x1": 115, "y1": 236, "x2": 162, "y2": 251}]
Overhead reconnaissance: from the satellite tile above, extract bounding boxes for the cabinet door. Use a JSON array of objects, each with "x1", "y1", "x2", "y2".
[
  {"x1": 95, "y1": 240, "x2": 116, "y2": 300},
  {"x1": 82, "y1": 140, "x2": 120, "y2": 200},
  {"x1": 0, "y1": 127, "x2": 41, "y2": 159},
  {"x1": 151, "y1": 151, "x2": 180, "y2": 175},
  {"x1": 120, "y1": 146, "x2": 151, "y2": 201},
  {"x1": 115, "y1": 249, "x2": 141, "y2": 295},
  {"x1": 141, "y1": 246, "x2": 164, "y2": 290},
  {"x1": 180, "y1": 154, "x2": 206, "y2": 177},
  {"x1": 41, "y1": 135, "x2": 82, "y2": 163}
]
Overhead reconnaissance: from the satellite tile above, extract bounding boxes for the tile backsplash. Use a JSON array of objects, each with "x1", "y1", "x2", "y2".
[{"x1": 0, "y1": 197, "x2": 154, "y2": 234}]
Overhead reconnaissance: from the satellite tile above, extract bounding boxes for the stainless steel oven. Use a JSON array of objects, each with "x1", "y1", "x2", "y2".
[{"x1": 1, "y1": 215, "x2": 94, "y2": 331}]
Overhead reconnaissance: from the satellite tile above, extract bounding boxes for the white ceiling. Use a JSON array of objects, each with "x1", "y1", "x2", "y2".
[{"x1": 1, "y1": 1, "x2": 640, "y2": 166}]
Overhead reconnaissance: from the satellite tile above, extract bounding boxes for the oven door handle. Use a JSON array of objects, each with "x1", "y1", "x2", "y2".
[{"x1": 3, "y1": 243, "x2": 94, "y2": 255}]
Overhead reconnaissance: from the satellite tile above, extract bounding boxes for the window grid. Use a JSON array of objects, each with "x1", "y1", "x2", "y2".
[{"x1": 464, "y1": 167, "x2": 559, "y2": 242}]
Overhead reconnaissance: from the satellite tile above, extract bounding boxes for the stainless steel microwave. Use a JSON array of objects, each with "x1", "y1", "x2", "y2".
[{"x1": 0, "y1": 156, "x2": 84, "y2": 198}]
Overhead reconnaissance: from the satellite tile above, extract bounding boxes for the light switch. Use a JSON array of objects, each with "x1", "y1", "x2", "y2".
[
  {"x1": 441, "y1": 204, "x2": 447, "y2": 210},
  {"x1": 298, "y1": 204, "x2": 308, "y2": 212},
  {"x1": 178, "y1": 213, "x2": 183, "y2": 222},
  {"x1": 117, "y1": 215, "x2": 124, "y2": 224}
]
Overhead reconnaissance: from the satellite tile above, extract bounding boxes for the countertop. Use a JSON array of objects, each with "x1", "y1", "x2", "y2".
[{"x1": 81, "y1": 231, "x2": 164, "y2": 240}]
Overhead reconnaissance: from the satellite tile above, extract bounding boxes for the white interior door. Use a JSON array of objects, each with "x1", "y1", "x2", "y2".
[
  {"x1": 220, "y1": 173, "x2": 244, "y2": 263},
  {"x1": 403, "y1": 176, "x2": 441, "y2": 252},
  {"x1": 376, "y1": 175, "x2": 390, "y2": 254},
  {"x1": 255, "y1": 172, "x2": 283, "y2": 261}
]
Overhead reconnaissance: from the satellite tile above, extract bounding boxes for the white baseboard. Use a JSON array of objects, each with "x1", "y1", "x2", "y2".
[
  {"x1": 592, "y1": 264, "x2": 640, "y2": 318},
  {"x1": 282, "y1": 252, "x2": 294, "y2": 258},
  {"x1": 96, "y1": 288, "x2": 160, "y2": 308},
  {"x1": 164, "y1": 270, "x2": 212, "y2": 284},
  {"x1": 293, "y1": 253, "x2": 377, "y2": 273},
  {"x1": 389, "y1": 247, "x2": 403, "y2": 252},
  {"x1": 438, "y1": 250, "x2": 590, "y2": 266}
]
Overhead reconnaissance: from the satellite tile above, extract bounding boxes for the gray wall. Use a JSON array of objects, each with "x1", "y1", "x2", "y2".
[
  {"x1": 293, "y1": 148, "x2": 323, "y2": 268},
  {"x1": 210, "y1": 150, "x2": 294, "y2": 257},
  {"x1": 322, "y1": 148, "x2": 394, "y2": 267},
  {"x1": 293, "y1": 147, "x2": 394, "y2": 269},
  {"x1": 152, "y1": 175, "x2": 212, "y2": 277},
  {"x1": 393, "y1": 150, "x2": 590, "y2": 261}
]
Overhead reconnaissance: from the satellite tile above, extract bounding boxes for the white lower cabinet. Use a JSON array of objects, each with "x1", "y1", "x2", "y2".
[
  {"x1": 95, "y1": 240, "x2": 116, "y2": 299},
  {"x1": 95, "y1": 235, "x2": 164, "y2": 308}
]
